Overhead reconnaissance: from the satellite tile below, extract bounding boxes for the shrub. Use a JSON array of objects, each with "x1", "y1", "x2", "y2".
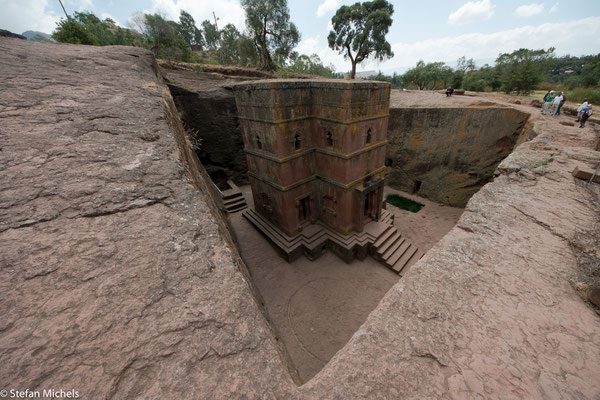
[
  {"x1": 386, "y1": 194, "x2": 424, "y2": 213},
  {"x1": 565, "y1": 87, "x2": 600, "y2": 104}
]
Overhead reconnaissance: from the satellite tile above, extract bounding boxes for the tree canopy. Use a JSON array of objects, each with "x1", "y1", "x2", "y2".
[
  {"x1": 241, "y1": 0, "x2": 300, "y2": 71},
  {"x1": 52, "y1": 12, "x2": 136, "y2": 46},
  {"x1": 328, "y1": 0, "x2": 394, "y2": 79},
  {"x1": 178, "y1": 11, "x2": 202, "y2": 50},
  {"x1": 201, "y1": 20, "x2": 220, "y2": 51},
  {"x1": 286, "y1": 53, "x2": 336, "y2": 77},
  {"x1": 402, "y1": 61, "x2": 453, "y2": 90},
  {"x1": 495, "y1": 47, "x2": 555, "y2": 94}
]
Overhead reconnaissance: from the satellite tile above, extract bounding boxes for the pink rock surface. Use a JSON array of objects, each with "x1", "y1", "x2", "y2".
[{"x1": 0, "y1": 38, "x2": 296, "y2": 399}]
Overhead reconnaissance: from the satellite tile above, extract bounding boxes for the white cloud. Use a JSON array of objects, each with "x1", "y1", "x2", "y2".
[
  {"x1": 515, "y1": 3, "x2": 544, "y2": 17},
  {"x1": 388, "y1": 17, "x2": 600, "y2": 70},
  {"x1": 296, "y1": 35, "x2": 348, "y2": 72},
  {"x1": 148, "y1": 0, "x2": 245, "y2": 29},
  {"x1": 549, "y1": 2, "x2": 559, "y2": 13},
  {"x1": 448, "y1": 0, "x2": 495, "y2": 25},
  {"x1": 316, "y1": 0, "x2": 340, "y2": 17},
  {"x1": 0, "y1": 0, "x2": 61, "y2": 34}
]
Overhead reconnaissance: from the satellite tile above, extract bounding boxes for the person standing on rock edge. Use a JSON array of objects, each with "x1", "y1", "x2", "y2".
[
  {"x1": 541, "y1": 90, "x2": 551, "y2": 112},
  {"x1": 556, "y1": 92, "x2": 566, "y2": 116},
  {"x1": 550, "y1": 92, "x2": 563, "y2": 116},
  {"x1": 542, "y1": 90, "x2": 555, "y2": 115},
  {"x1": 579, "y1": 104, "x2": 593, "y2": 128},
  {"x1": 576, "y1": 98, "x2": 589, "y2": 122}
]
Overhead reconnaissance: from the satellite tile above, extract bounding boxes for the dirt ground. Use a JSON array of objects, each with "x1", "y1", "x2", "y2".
[
  {"x1": 384, "y1": 188, "x2": 464, "y2": 254},
  {"x1": 228, "y1": 185, "x2": 463, "y2": 382}
]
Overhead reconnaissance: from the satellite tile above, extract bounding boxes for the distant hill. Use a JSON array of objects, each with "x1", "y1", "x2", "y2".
[
  {"x1": 0, "y1": 29, "x2": 26, "y2": 40},
  {"x1": 22, "y1": 30, "x2": 55, "y2": 42}
]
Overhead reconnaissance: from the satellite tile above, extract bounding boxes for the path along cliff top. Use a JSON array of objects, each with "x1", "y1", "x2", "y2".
[{"x1": 1, "y1": 37, "x2": 599, "y2": 399}]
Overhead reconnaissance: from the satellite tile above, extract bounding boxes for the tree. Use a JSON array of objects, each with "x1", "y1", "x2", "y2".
[
  {"x1": 218, "y1": 24, "x2": 241, "y2": 65},
  {"x1": 143, "y1": 13, "x2": 196, "y2": 62},
  {"x1": 241, "y1": 0, "x2": 300, "y2": 71},
  {"x1": 580, "y1": 54, "x2": 600, "y2": 87},
  {"x1": 201, "y1": 20, "x2": 220, "y2": 50},
  {"x1": 53, "y1": 17, "x2": 98, "y2": 45},
  {"x1": 462, "y1": 64, "x2": 501, "y2": 92},
  {"x1": 328, "y1": 0, "x2": 393, "y2": 79},
  {"x1": 402, "y1": 61, "x2": 453, "y2": 90},
  {"x1": 287, "y1": 53, "x2": 336, "y2": 77},
  {"x1": 495, "y1": 48, "x2": 555, "y2": 94},
  {"x1": 237, "y1": 35, "x2": 260, "y2": 67},
  {"x1": 178, "y1": 10, "x2": 198, "y2": 50},
  {"x1": 452, "y1": 56, "x2": 476, "y2": 88},
  {"x1": 53, "y1": 12, "x2": 136, "y2": 46}
]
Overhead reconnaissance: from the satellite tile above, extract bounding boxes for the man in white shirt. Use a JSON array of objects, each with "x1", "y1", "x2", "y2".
[
  {"x1": 576, "y1": 98, "x2": 589, "y2": 122},
  {"x1": 550, "y1": 92, "x2": 564, "y2": 116}
]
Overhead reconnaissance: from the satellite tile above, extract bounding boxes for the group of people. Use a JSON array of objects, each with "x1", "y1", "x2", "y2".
[
  {"x1": 541, "y1": 90, "x2": 566, "y2": 116},
  {"x1": 541, "y1": 90, "x2": 593, "y2": 128}
]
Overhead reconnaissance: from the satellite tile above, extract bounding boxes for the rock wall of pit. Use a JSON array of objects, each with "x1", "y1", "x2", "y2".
[
  {"x1": 387, "y1": 106, "x2": 530, "y2": 206},
  {"x1": 166, "y1": 71, "x2": 250, "y2": 189}
]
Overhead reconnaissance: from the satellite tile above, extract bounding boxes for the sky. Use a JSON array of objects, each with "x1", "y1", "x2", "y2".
[{"x1": 1, "y1": 0, "x2": 599, "y2": 74}]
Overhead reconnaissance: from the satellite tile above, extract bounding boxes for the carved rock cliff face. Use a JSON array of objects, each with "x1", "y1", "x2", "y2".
[
  {"x1": 387, "y1": 106, "x2": 531, "y2": 206},
  {"x1": 165, "y1": 70, "x2": 251, "y2": 190}
]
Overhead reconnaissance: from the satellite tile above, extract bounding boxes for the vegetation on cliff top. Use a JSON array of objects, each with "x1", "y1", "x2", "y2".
[{"x1": 373, "y1": 50, "x2": 600, "y2": 102}]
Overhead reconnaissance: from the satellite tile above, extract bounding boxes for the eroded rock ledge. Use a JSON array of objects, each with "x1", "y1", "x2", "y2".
[{"x1": 1, "y1": 38, "x2": 599, "y2": 399}]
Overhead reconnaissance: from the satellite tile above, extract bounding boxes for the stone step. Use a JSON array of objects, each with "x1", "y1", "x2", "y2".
[
  {"x1": 398, "y1": 249, "x2": 424, "y2": 276},
  {"x1": 376, "y1": 231, "x2": 400, "y2": 255},
  {"x1": 244, "y1": 210, "x2": 327, "y2": 253},
  {"x1": 243, "y1": 210, "x2": 300, "y2": 251},
  {"x1": 373, "y1": 226, "x2": 395, "y2": 248},
  {"x1": 382, "y1": 236, "x2": 405, "y2": 261},
  {"x1": 386, "y1": 240, "x2": 411, "y2": 266},
  {"x1": 223, "y1": 193, "x2": 244, "y2": 202},
  {"x1": 326, "y1": 226, "x2": 374, "y2": 247},
  {"x1": 392, "y1": 245, "x2": 419, "y2": 274},
  {"x1": 221, "y1": 191, "x2": 243, "y2": 201},
  {"x1": 223, "y1": 196, "x2": 246, "y2": 207},
  {"x1": 380, "y1": 210, "x2": 394, "y2": 225},
  {"x1": 226, "y1": 203, "x2": 247, "y2": 213}
]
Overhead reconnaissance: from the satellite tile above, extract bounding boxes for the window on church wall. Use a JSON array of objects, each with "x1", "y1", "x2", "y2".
[
  {"x1": 262, "y1": 193, "x2": 270, "y2": 206},
  {"x1": 326, "y1": 132, "x2": 333, "y2": 147},
  {"x1": 294, "y1": 133, "x2": 301, "y2": 150},
  {"x1": 322, "y1": 194, "x2": 336, "y2": 210},
  {"x1": 366, "y1": 128, "x2": 372, "y2": 144},
  {"x1": 256, "y1": 135, "x2": 262, "y2": 149}
]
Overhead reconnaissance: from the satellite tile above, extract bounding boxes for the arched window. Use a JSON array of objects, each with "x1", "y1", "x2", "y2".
[
  {"x1": 366, "y1": 128, "x2": 372, "y2": 144},
  {"x1": 326, "y1": 132, "x2": 333, "y2": 147},
  {"x1": 294, "y1": 133, "x2": 301, "y2": 150},
  {"x1": 256, "y1": 135, "x2": 262, "y2": 149}
]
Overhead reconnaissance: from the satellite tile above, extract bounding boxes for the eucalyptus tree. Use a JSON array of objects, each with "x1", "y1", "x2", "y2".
[
  {"x1": 241, "y1": 0, "x2": 300, "y2": 71},
  {"x1": 328, "y1": 0, "x2": 394, "y2": 79}
]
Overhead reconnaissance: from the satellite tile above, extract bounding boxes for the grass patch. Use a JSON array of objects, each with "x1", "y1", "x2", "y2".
[
  {"x1": 386, "y1": 194, "x2": 424, "y2": 213},
  {"x1": 565, "y1": 87, "x2": 600, "y2": 104},
  {"x1": 526, "y1": 87, "x2": 600, "y2": 105}
]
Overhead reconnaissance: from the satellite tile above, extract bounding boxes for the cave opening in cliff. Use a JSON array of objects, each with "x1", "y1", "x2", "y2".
[{"x1": 166, "y1": 75, "x2": 532, "y2": 385}]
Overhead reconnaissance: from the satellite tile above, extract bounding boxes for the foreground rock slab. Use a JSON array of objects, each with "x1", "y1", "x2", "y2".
[
  {"x1": 0, "y1": 38, "x2": 295, "y2": 399},
  {"x1": 1, "y1": 38, "x2": 599, "y2": 399}
]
